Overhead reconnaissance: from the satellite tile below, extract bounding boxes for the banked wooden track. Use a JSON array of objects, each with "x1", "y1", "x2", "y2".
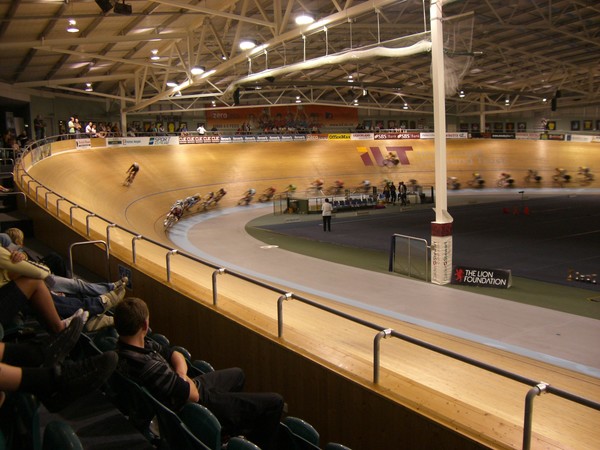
[{"x1": 21, "y1": 138, "x2": 600, "y2": 450}]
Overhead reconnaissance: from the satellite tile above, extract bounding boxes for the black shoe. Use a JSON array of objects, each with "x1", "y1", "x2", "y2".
[
  {"x1": 43, "y1": 315, "x2": 84, "y2": 367},
  {"x1": 41, "y1": 351, "x2": 118, "y2": 412}
]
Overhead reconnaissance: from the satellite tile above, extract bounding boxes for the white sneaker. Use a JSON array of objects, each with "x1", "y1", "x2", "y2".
[{"x1": 62, "y1": 308, "x2": 89, "y2": 328}]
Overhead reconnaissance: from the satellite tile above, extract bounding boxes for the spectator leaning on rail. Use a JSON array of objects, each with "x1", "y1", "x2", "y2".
[{"x1": 114, "y1": 297, "x2": 285, "y2": 450}]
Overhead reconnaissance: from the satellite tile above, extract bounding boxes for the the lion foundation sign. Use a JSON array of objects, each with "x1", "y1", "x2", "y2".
[{"x1": 451, "y1": 266, "x2": 512, "y2": 289}]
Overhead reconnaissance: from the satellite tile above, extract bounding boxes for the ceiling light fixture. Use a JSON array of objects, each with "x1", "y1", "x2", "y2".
[
  {"x1": 295, "y1": 96, "x2": 302, "y2": 103},
  {"x1": 150, "y1": 49, "x2": 160, "y2": 61},
  {"x1": 166, "y1": 81, "x2": 178, "y2": 87},
  {"x1": 67, "y1": 19, "x2": 79, "y2": 33},
  {"x1": 459, "y1": 90, "x2": 465, "y2": 98},
  {"x1": 403, "y1": 103, "x2": 408, "y2": 110},
  {"x1": 347, "y1": 75, "x2": 354, "y2": 83},
  {"x1": 295, "y1": 14, "x2": 315, "y2": 25},
  {"x1": 239, "y1": 39, "x2": 258, "y2": 50},
  {"x1": 85, "y1": 82, "x2": 93, "y2": 92},
  {"x1": 191, "y1": 66, "x2": 205, "y2": 75}
]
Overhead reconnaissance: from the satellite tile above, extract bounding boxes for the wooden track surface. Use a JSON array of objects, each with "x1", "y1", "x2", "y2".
[{"x1": 25, "y1": 138, "x2": 600, "y2": 450}]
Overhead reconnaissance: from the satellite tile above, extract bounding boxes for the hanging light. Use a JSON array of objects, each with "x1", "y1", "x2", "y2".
[
  {"x1": 295, "y1": 96, "x2": 302, "y2": 103},
  {"x1": 295, "y1": 14, "x2": 315, "y2": 25},
  {"x1": 459, "y1": 90, "x2": 465, "y2": 98},
  {"x1": 85, "y1": 83, "x2": 93, "y2": 92},
  {"x1": 239, "y1": 39, "x2": 258, "y2": 50},
  {"x1": 150, "y1": 49, "x2": 160, "y2": 61},
  {"x1": 67, "y1": 19, "x2": 79, "y2": 33},
  {"x1": 403, "y1": 102, "x2": 408, "y2": 110},
  {"x1": 191, "y1": 66, "x2": 205, "y2": 75}
]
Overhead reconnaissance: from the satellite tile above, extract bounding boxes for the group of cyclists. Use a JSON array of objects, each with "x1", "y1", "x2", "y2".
[
  {"x1": 450, "y1": 166, "x2": 594, "y2": 190},
  {"x1": 163, "y1": 188, "x2": 227, "y2": 229}
]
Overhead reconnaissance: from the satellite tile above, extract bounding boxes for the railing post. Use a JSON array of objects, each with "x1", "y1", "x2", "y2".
[
  {"x1": 106, "y1": 224, "x2": 117, "y2": 250},
  {"x1": 166, "y1": 250, "x2": 178, "y2": 282},
  {"x1": 27, "y1": 179, "x2": 35, "y2": 194},
  {"x1": 86, "y1": 213, "x2": 96, "y2": 236},
  {"x1": 132, "y1": 235, "x2": 143, "y2": 264},
  {"x1": 35, "y1": 185, "x2": 44, "y2": 202},
  {"x1": 373, "y1": 328, "x2": 392, "y2": 383},
  {"x1": 277, "y1": 292, "x2": 293, "y2": 338},
  {"x1": 523, "y1": 382, "x2": 548, "y2": 450},
  {"x1": 69, "y1": 205, "x2": 79, "y2": 225},
  {"x1": 212, "y1": 268, "x2": 226, "y2": 306},
  {"x1": 56, "y1": 197, "x2": 65, "y2": 217}
]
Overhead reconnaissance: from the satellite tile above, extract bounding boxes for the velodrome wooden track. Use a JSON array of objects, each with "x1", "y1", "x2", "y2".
[{"x1": 23, "y1": 138, "x2": 600, "y2": 450}]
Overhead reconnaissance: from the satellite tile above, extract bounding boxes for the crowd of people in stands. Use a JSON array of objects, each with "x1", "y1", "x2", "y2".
[{"x1": 64, "y1": 116, "x2": 121, "y2": 139}]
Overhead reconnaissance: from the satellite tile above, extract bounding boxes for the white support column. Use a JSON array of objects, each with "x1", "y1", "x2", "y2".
[
  {"x1": 480, "y1": 93, "x2": 486, "y2": 133},
  {"x1": 430, "y1": 0, "x2": 453, "y2": 285},
  {"x1": 120, "y1": 82, "x2": 127, "y2": 137}
]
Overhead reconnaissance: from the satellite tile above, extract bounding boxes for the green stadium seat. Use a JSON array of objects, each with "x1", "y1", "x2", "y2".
[
  {"x1": 42, "y1": 421, "x2": 83, "y2": 450},
  {"x1": 179, "y1": 402, "x2": 222, "y2": 450}
]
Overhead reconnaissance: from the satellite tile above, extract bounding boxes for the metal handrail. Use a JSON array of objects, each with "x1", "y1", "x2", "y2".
[
  {"x1": 13, "y1": 134, "x2": 600, "y2": 449},
  {"x1": 68, "y1": 240, "x2": 110, "y2": 280}
]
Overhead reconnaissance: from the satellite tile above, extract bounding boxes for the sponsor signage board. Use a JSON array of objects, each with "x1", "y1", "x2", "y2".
[
  {"x1": 75, "y1": 138, "x2": 91, "y2": 149},
  {"x1": 491, "y1": 133, "x2": 515, "y2": 139},
  {"x1": 451, "y1": 266, "x2": 512, "y2": 289}
]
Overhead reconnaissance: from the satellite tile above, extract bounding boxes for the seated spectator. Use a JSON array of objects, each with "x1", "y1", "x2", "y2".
[
  {"x1": 0, "y1": 315, "x2": 118, "y2": 411},
  {"x1": 0, "y1": 245, "x2": 125, "y2": 333},
  {"x1": 114, "y1": 297, "x2": 284, "y2": 450}
]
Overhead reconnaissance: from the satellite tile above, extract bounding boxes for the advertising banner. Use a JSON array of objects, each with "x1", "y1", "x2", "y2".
[
  {"x1": 451, "y1": 266, "x2": 512, "y2": 289},
  {"x1": 515, "y1": 133, "x2": 540, "y2": 140},
  {"x1": 351, "y1": 133, "x2": 375, "y2": 140},
  {"x1": 566, "y1": 134, "x2": 594, "y2": 143},
  {"x1": 75, "y1": 138, "x2": 91, "y2": 149},
  {"x1": 328, "y1": 134, "x2": 351, "y2": 140},
  {"x1": 178, "y1": 135, "x2": 221, "y2": 144}
]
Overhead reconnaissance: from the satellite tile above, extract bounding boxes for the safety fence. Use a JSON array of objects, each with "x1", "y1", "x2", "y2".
[{"x1": 13, "y1": 136, "x2": 600, "y2": 450}]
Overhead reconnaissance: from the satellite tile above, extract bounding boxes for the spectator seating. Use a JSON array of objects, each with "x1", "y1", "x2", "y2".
[
  {"x1": 42, "y1": 420, "x2": 84, "y2": 450},
  {"x1": 283, "y1": 416, "x2": 320, "y2": 448},
  {"x1": 107, "y1": 371, "x2": 157, "y2": 444},
  {"x1": 142, "y1": 386, "x2": 212, "y2": 450},
  {"x1": 179, "y1": 403, "x2": 222, "y2": 450},
  {"x1": 226, "y1": 436, "x2": 262, "y2": 449},
  {"x1": 324, "y1": 443, "x2": 352, "y2": 450}
]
